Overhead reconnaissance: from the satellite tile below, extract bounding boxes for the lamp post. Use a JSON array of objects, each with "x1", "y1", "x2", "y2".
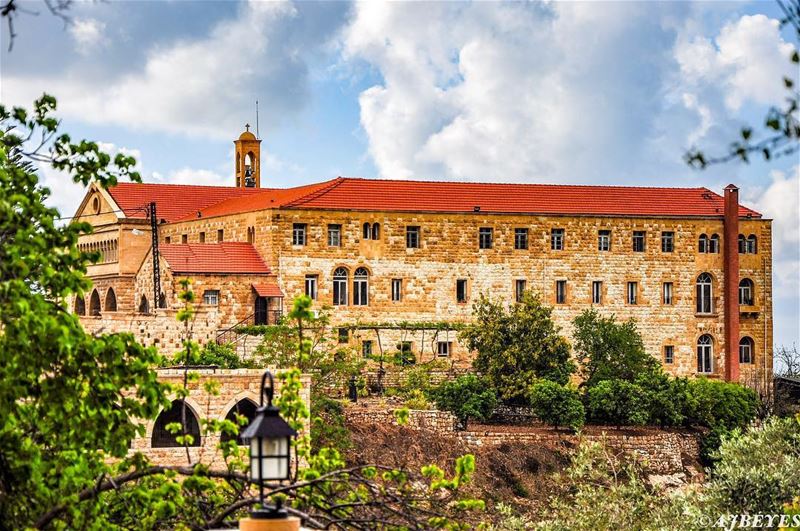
[{"x1": 240, "y1": 370, "x2": 298, "y2": 529}]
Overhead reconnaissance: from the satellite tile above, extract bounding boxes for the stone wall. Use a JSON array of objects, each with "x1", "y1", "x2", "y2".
[
  {"x1": 132, "y1": 369, "x2": 311, "y2": 469},
  {"x1": 343, "y1": 406, "x2": 701, "y2": 475}
]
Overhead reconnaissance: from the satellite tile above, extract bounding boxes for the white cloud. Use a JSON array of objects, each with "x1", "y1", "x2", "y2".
[
  {"x1": 675, "y1": 14, "x2": 795, "y2": 112},
  {"x1": 4, "y1": 1, "x2": 310, "y2": 138},
  {"x1": 68, "y1": 18, "x2": 107, "y2": 55},
  {"x1": 749, "y1": 166, "x2": 800, "y2": 296}
]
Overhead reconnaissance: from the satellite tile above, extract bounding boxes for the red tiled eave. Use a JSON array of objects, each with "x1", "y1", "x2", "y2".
[
  {"x1": 158, "y1": 243, "x2": 270, "y2": 274},
  {"x1": 252, "y1": 282, "x2": 284, "y2": 298}
]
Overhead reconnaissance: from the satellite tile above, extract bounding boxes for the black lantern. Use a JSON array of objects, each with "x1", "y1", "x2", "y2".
[{"x1": 241, "y1": 370, "x2": 298, "y2": 519}]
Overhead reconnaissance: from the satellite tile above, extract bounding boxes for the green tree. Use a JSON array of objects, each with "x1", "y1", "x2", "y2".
[
  {"x1": 585, "y1": 380, "x2": 650, "y2": 427},
  {"x1": 527, "y1": 380, "x2": 585, "y2": 431},
  {"x1": 462, "y1": 291, "x2": 575, "y2": 403},
  {"x1": 0, "y1": 96, "x2": 170, "y2": 526},
  {"x1": 572, "y1": 309, "x2": 659, "y2": 388},
  {"x1": 429, "y1": 374, "x2": 498, "y2": 427}
]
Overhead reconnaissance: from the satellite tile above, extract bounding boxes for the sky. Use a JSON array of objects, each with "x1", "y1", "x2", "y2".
[{"x1": 1, "y1": 0, "x2": 798, "y2": 348}]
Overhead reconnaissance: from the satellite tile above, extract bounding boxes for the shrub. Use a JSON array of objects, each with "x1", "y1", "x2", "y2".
[
  {"x1": 635, "y1": 371, "x2": 687, "y2": 427},
  {"x1": 310, "y1": 394, "x2": 351, "y2": 453},
  {"x1": 404, "y1": 388, "x2": 430, "y2": 410},
  {"x1": 162, "y1": 341, "x2": 254, "y2": 369},
  {"x1": 527, "y1": 380, "x2": 585, "y2": 431},
  {"x1": 684, "y1": 377, "x2": 758, "y2": 431},
  {"x1": 585, "y1": 380, "x2": 649, "y2": 427},
  {"x1": 430, "y1": 374, "x2": 497, "y2": 425},
  {"x1": 704, "y1": 416, "x2": 800, "y2": 514}
]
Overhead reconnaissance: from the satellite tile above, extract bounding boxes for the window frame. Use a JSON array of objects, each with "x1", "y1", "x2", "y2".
[
  {"x1": 696, "y1": 273, "x2": 713, "y2": 314},
  {"x1": 327, "y1": 224, "x2": 342, "y2": 247},
  {"x1": 738, "y1": 278, "x2": 754, "y2": 305},
  {"x1": 598, "y1": 230, "x2": 611, "y2": 251},
  {"x1": 514, "y1": 279, "x2": 527, "y2": 303},
  {"x1": 203, "y1": 289, "x2": 220, "y2": 306},
  {"x1": 697, "y1": 334, "x2": 713, "y2": 374},
  {"x1": 478, "y1": 227, "x2": 493, "y2": 249},
  {"x1": 304, "y1": 274, "x2": 318, "y2": 300},
  {"x1": 332, "y1": 267, "x2": 348, "y2": 306},
  {"x1": 664, "y1": 345, "x2": 674, "y2": 364},
  {"x1": 626, "y1": 281, "x2": 638, "y2": 305},
  {"x1": 739, "y1": 337, "x2": 754, "y2": 364},
  {"x1": 391, "y1": 278, "x2": 403, "y2": 302},
  {"x1": 632, "y1": 230, "x2": 646, "y2": 253},
  {"x1": 555, "y1": 280, "x2": 567, "y2": 304},
  {"x1": 592, "y1": 281, "x2": 603, "y2": 305},
  {"x1": 661, "y1": 231, "x2": 675, "y2": 253},
  {"x1": 456, "y1": 279, "x2": 468, "y2": 304},
  {"x1": 406, "y1": 226, "x2": 420, "y2": 249},
  {"x1": 514, "y1": 228, "x2": 529, "y2": 250},
  {"x1": 353, "y1": 267, "x2": 369, "y2": 306},
  {"x1": 437, "y1": 341, "x2": 452, "y2": 358},
  {"x1": 362, "y1": 340, "x2": 373, "y2": 359},
  {"x1": 292, "y1": 223, "x2": 307, "y2": 246},
  {"x1": 662, "y1": 282, "x2": 674, "y2": 305},
  {"x1": 551, "y1": 228, "x2": 565, "y2": 251}
]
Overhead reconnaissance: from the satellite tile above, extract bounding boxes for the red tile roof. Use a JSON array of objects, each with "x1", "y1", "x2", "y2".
[
  {"x1": 108, "y1": 182, "x2": 259, "y2": 222},
  {"x1": 281, "y1": 178, "x2": 762, "y2": 218},
  {"x1": 109, "y1": 177, "x2": 762, "y2": 220},
  {"x1": 252, "y1": 282, "x2": 284, "y2": 298},
  {"x1": 159, "y1": 243, "x2": 270, "y2": 274}
]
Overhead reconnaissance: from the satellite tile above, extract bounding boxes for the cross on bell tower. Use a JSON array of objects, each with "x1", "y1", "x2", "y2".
[{"x1": 234, "y1": 124, "x2": 262, "y2": 188}]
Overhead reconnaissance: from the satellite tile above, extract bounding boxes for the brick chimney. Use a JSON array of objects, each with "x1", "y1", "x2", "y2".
[{"x1": 723, "y1": 184, "x2": 740, "y2": 382}]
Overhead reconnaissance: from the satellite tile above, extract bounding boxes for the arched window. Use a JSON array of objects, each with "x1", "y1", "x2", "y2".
[
  {"x1": 697, "y1": 334, "x2": 713, "y2": 374},
  {"x1": 362, "y1": 222, "x2": 371, "y2": 240},
  {"x1": 739, "y1": 337, "x2": 754, "y2": 364},
  {"x1": 74, "y1": 296, "x2": 86, "y2": 316},
  {"x1": 747, "y1": 234, "x2": 757, "y2": 254},
  {"x1": 138, "y1": 295, "x2": 150, "y2": 314},
  {"x1": 89, "y1": 289, "x2": 101, "y2": 316},
  {"x1": 333, "y1": 267, "x2": 348, "y2": 306},
  {"x1": 353, "y1": 267, "x2": 369, "y2": 306},
  {"x1": 371, "y1": 223, "x2": 380, "y2": 240},
  {"x1": 104, "y1": 288, "x2": 117, "y2": 312},
  {"x1": 698, "y1": 234, "x2": 708, "y2": 253},
  {"x1": 738, "y1": 234, "x2": 746, "y2": 254},
  {"x1": 709, "y1": 234, "x2": 720, "y2": 254},
  {"x1": 221, "y1": 399, "x2": 258, "y2": 445},
  {"x1": 159, "y1": 292, "x2": 167, "y2": 309},
  {"x1": 696, "y1": 273, "x2": 713, "y2": 314},
  {"x1": 739, "y1": 278, "x2": 754, "y2": 305},
  {"x1": 152, "y1": 400, "x2": 201, "y2": 448}
]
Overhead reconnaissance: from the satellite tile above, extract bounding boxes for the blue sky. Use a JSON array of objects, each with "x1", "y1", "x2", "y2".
[{"x1": 1, "y1": 1, "x2": 798, "y2": 348}]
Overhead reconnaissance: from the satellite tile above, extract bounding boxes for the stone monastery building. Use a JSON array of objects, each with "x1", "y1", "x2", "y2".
[{"x1": 73, "y1": 128, "x2": 772, "y2": 383}]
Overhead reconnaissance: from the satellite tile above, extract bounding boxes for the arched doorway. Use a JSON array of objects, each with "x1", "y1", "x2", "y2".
[
  {"x1": 104, "y1": 288, "x2": 117, "y2": 312},
  {"x1": 89, "y1": 289, "x2": 101, "y2": 316},
  {"x1": 151, "y1": 400, "x2": 201, "y2": 448},
  {"x1": 221, "y1": 399, "x2": 258, "y2": 445}
]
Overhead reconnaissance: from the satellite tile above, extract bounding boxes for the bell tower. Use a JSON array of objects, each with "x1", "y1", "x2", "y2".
[{"x1": 234, "y1": 124, "x2": 262, "y2": 188}]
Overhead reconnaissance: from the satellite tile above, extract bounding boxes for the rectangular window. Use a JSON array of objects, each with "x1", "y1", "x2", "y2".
[
  {"x1": 165, "y1": 236, "x2": 171, "y2": 244},
  {"x1": 556, "y1": 280, "x2": 567, "y2": 304},
  {"x1": 479, "y1": 227, "x2": 493, "y2": 249},
  {"x1": 514, "y1": 228, "x2": 529, "y2": 250},
  {"x1": 327, "y1": 224, "x2": 341, "y2": 247},
  {"x1": 515, "y1": 279, "x2": 527, "y2": 303},
  {"x1": 406, "y1": 226, "x2": 420, "y2": 249},
  {"x1": 664, "y1": 345, "x2": 674, "y2": 364},
  {"x1": 456, "y1": 279, "x2": 468, "y2": 303},
  {"x1": 551, "y1": 228, "x2": 564, "y2": 251},
  {"x1": 199, "y1": 231, "x2": 205, "y2": 243},
  {"x1": 362, "y1": 340, "x2": 373, "y2": 359},
  {"x1": 598, "y1": 230, "x2": 611, "y2": 251},
  {"x1": 202, "y1": 290, "x2": 220, "y2": 305},
  {"x1": 338, "y1": 328, "x2": 349, "y2": 344},
  {"x1": 181, "y1": 234, "x2": 188, "y2": 244},
  {"x1": 592, "y1": 281, "x2": 603, "y2": 305},
  {"x1": 392, "y1": 279, "x2": 403, "y2": 301},
  {"x1": 632, "y1": 231, "x2": 645, "y2": 252},
  {"x1": 663, "y1": 282, "x2": 674, "y2": 305},
  {"x1": 292, "y1": 223, "x2": 307, "y2": 246},
  {"x1": 437, "y1": 341, "x2": 452, "y2": 358},
  {"x1": 661, "y1": 231, "x2": 675, "y2": 253},
  {"x1": 304, "y1": 275, "x2": 318, "y2": 300},
  {"x1": 397, "y1": 341, "x2": 414, "y2": 366},
  {"x1": 627, "y1": 282, "x2": 638, "y2": 304},
  {"x1": 217, "y1": 229, "x2": 224, "y2": 243}
]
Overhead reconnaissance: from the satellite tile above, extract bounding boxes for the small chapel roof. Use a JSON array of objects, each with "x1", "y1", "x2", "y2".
[{"x1": 158, "y1": 243, "x2": 271, "y2": 274}]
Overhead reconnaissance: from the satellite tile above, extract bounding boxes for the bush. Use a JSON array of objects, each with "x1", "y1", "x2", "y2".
[
  {"x1": 430, "y1": 374, "x2": 497, "y2": 425},
  {"x1": 684, "y1": 377, "x2": 758, "y2": 431},
  {"x1": 162, "y1": 342, "x2": 254, "y2": 369},
  {"x1": 527, "y1": 380, "x2": 585, "y2": 431},
  {"x1": 704, "y1": 416, "x2": 800, "y2": 514},
  {"x1": 310, "y1": 394, "x2": 351, "y2": 453},
  {"x1": 585, "y1": 380, "x2": 649, "y2": 427},
  {"x1": 404, "y1": 388, "x2": 430, "y2": 410},
  {"x1": 635, "y1": 371, "x2": 687, "y2": 427}
]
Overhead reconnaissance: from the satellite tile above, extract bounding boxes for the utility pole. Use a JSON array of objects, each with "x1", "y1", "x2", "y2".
[{"x1": 149, "y1": 202, "x2": 161, "y2": 313}]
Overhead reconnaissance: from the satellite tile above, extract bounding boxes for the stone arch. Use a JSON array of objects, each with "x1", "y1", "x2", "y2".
[
  {"x1": 138, "y1": 295, "x2": 150, "y2": 314},
  {"x1": 104, "y1": 287, "x2": 117, "y2": 312},
  {"x1": 151, "y1": 399, "x2": 201, "y2": 448},
  {"x1": 221, "y1": 398, "x2": 259, "y2": 445},
  {"x1": 89, "y1": 289, "x2": 101, "y2": 316}
]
